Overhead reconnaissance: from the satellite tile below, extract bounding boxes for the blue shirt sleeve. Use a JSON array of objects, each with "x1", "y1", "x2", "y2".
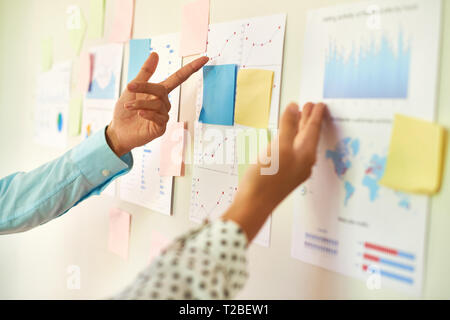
[{"x1": 0, "y1": 126, "x2": 133, "y2": 234}]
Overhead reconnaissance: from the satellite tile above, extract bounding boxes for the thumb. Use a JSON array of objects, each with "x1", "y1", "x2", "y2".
[
  {"x1": 133, "y1": 52, "x2": 159, "y2": 82},
  {"x1": 279, "y1": 102, "x2": 300, "y2": 144}
]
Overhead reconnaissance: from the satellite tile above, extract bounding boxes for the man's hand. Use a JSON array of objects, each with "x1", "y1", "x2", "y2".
[{"x1": 106, "y1": 52, "x2": 209, "y2": 156}]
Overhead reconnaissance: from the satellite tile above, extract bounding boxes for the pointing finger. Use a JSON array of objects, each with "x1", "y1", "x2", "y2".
[
  {"x1": 161, "y1": 56, "x2": 209, "y2": 92},
  {"x1": 133, "y1": 52, "x2": 159, "y2": 82}
]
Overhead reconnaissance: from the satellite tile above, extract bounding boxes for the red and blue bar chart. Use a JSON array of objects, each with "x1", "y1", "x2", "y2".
[{"x1": 361, "y1": 241, "x2": 415, "y2": 285}]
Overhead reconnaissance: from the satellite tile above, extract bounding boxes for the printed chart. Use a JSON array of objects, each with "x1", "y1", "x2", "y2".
[
  {"x1": 34, "y1": 61, "x2": 72, "y2": 148},
  {"x1": 189, "y1": 14, "x2": 286, "y2": 247},
  {"x1": 82, "y1": 43, "x2": 124, "y2": 197},
  {"x1": 119, "y1": 33, "x2": 182, "y2": 215},
  {"x1": 205, "y1": 13, "x2": 285, "y2": 128},
  {"x1": 292, "y1": 0, "x2": 441, "y2": 296},
  {"x1": 82, "y1": 43, "x2": 123, "y2": 139},
  {"x1": 323, "y1": 31, "x2": 411, "y2": 99}
]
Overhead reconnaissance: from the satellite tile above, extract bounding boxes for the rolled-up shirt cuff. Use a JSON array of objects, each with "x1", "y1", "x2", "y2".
[{"x1": 70, "y1": 126, "x2": 133, "y2": 187}]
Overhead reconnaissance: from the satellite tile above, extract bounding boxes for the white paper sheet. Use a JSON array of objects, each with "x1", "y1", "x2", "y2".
[
  {"x1": 119, "y1": 33, "x2": 182, "y2": 215},
  {"x1": 82, "y1": 43, "x2": 123, "y2": 138},
  {"x1": 188, "y1": 14, "x2": 287, "y2": 247},
  {"x1": 82, "y1": 43, "x2": 124, "y2": 197},
  {"x1": 291, "y1": 0, "x2": 441, "y2": 296},
  {"x1": 34, "y1": 61, "x2": 72, "y2": 148}
]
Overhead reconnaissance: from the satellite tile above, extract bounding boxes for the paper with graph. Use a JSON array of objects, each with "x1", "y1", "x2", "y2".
[
  {"x1": 119, "y1": 33, "x2": 182, "y2": 215},
  {"x1": 82, "y1": 43, "x2": 123, "y2": 138},
  {"x1": 81, "y1": 43, "x2": 124, "y2": 197},
  {"x1": 291, "y1": 0, "x2": 441, "y2": 296},
  {"x1": 189, "y1": 14, "x2": 286, "y2": 247},
  {"x1": 34, "y1": 61, "x2": 72, "y2": 148}
]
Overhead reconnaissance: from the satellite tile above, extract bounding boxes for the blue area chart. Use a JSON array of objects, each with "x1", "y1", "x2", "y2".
[
  {"x1": 323, "y1": 31, "x2": 411, "y2": 99},
  {"x1": 86, "y1": 74, "x2": 116, "y2": 100}
]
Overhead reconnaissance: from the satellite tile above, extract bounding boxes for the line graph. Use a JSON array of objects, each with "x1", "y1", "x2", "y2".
[
  {"x1": 189, "y1": 14, "x2": 286, "y2": 245},
  {"x1": 206, "y1": 20, "x2": 284, "y2": 68},
  {"x1": 241, "y1": 24, "x2": 283, "y2": 68},
  {"x1": 207, "y1": 26, "x2": 245, "y2": 62},
  {"x1": 193, "y1": 122, "x2": 237, "y2": 174},
  {"x1": 196, "y1": 137, "x2": 229, "y2": 163},
  {"x1": 189, "y1": 169, "x2": 237, "y2": 223},
  {"x1": 119, "y1": 33, "x2": 181, "y2": 216}
]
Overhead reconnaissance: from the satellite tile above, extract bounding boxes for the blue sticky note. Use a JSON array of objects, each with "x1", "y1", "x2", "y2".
[
  {"x1": 128, "y1": 39, "x2": 152, "y2": 82},
  {"x1": 199, "y1": 64, "x2": 237, "y2": 126}
]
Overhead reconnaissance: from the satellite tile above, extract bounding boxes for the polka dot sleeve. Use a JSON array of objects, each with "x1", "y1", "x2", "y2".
[{"x1": 112, "y1": 219, "x2": 249, "y2": 300}]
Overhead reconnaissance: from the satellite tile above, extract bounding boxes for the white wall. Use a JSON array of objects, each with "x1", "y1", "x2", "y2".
[{"x1": 0, "y1": 0, "x2": 449, "y2": 299}]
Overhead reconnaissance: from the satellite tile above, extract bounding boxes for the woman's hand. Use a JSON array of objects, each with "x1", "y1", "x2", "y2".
[
  {"x1": 106, "y1": 53, "x2": 209, "y2": 157},
  {"x1": 223, "y1": 102, "x2": 327, "y2": 242}
]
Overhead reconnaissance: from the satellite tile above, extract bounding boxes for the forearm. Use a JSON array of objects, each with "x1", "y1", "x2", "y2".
[
  {"x1": 222, "y1": 154, "x2": 294, "y2": 243},
  {"x1": 0, "y1": 127, "x2": 133, "y2": 234},
  {"x1": 113, "y1": 220, "x2": 248, "y2": 300},
  {"x1": 222, "y1": 180, "x2": 278, "y2": 244}
]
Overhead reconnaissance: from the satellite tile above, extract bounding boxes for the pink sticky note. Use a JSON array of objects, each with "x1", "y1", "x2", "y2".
[
  {"x1": 108, "y1": 208, "x2": 131, "y2": 260},
  {"x1": 148, "y1": 231, "x2": 171, "y2": 264},
  {"x1": 77, "y1": 51, "x2": 93, "y2": 93},
  {"x1": 159, "y1": 122, "x2": 185, "y2": 177},
  {"x1": 160, "y1": 122, "x2": 186, "y2": 176},
  {"x1": 108, "y1": 0, "x2": 134, "y2": 43},
  {"x1": 180, "y1": 0, "x2": 209, "y2": 57}
]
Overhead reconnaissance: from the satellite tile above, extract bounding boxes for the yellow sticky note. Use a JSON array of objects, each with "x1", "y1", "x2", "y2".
[
  {"x1": 41, "y1": 37, "x2": 53, "y2": 72},
  {"x1": 68, "y1": 94, "x2": 83, "y2": 136},
  {"x1": 88, "y1": 0, "x2": 105, "y2": 39},
  {"x1": 237, "y1": 128, "x2": 270, "y2": 183},
  {"x1": 234, "y1": 69, "x2": 274, "y2": 128},
  {"x1": 380, "y1": 114, "x2": 445, "y2": 194}
]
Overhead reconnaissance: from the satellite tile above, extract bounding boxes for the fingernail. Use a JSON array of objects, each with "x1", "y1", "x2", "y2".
[
  {"x1": 128, "y1": 83, "x2": 137, "y2": 90},
  {"x1": 289, "y1": 103, "x2": 299, "y2": 114}
]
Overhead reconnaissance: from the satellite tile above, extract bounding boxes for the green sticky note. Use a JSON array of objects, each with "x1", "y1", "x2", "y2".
[
  {"x1": 237, "y1": 128, "x2": 270, "y2": 183},
  {"x1": 380, "y1": 114, "x2": 446, "y2": 194},
  {"x1": 41, "y1": 37, "x2": 53, "y2": 72},
  {"x1": 68, "y1": 94, "x2": 83, "y2": 136},
  {"x1": 89, "y1": 0, "x2": 105, "y2": 39},
  {"x1": 68, "y1": 6, "x2": 87, "y2": 56}
]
